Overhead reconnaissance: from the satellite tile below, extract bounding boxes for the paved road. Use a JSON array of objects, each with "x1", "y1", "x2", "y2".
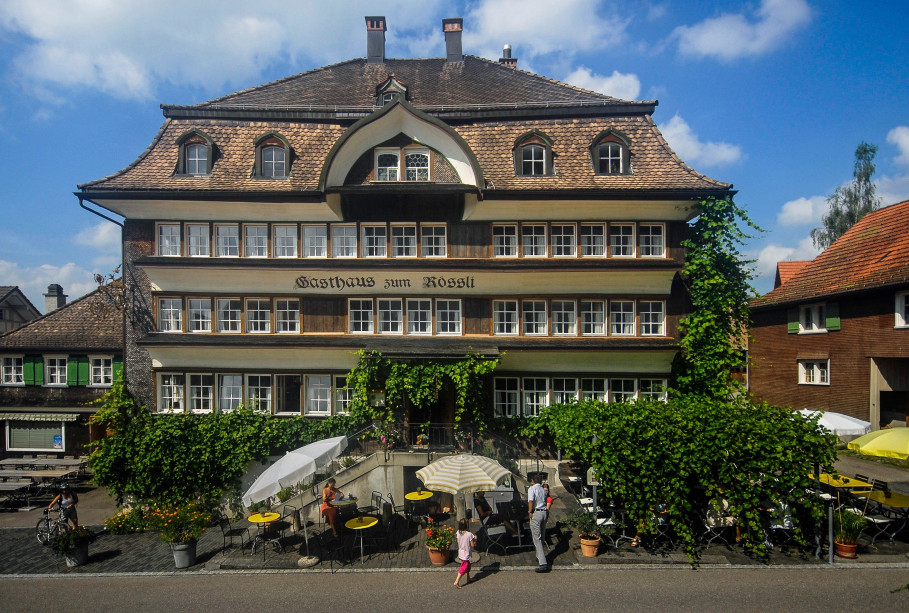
[{"x1": 2, "y1": 567, "x2": 908, "y2": 612}]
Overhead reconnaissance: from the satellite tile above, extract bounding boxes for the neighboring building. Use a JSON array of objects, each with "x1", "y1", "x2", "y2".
[
  {"x1": 749, "y1": 199, "x2": 909, "y2": 428},
  {"x1": 0, "y1": 288, "x2": 123, "y2": 457},
  {"x1": 75, "y1": 17, "x2": 731, "y2": 425},
  {"x1": 0, "y1": 286, "x2": 42, "y2": 335}
]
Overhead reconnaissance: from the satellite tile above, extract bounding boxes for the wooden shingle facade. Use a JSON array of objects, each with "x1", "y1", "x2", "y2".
[
  {"x1": 749, "y1": 199, "x2": 909, "y2": 428},
  {"x1": 76, "y1": 17, "x2": 731, "y2": 422}
]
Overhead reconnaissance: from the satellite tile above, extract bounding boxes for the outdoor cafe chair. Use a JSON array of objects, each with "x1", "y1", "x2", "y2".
[
  {"x1": 318, "y1": 531, "x2": 351, "y2": 573},
  {"x1": 219, "y1": 516, "x2": 251, "y2": 552},
  {"x1": 703, "y1": 501, "x2": 737, "y2": 546},
  {"x1": 358, "y1": 491, "x2": 383, "y2": 516},
  {"x1": 387, "y1": 492, "x2": 411, "y2": 525}
]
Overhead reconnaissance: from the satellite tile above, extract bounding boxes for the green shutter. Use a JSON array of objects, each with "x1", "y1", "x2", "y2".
[
  {"x1": 34, "y1": 357, "x2": 44, "y2": 386},
  {"x1": 23, "y1": 356, "x2": 35, "y2": 385},
  {"x1": 67, "y1": 358, "x2": 78, "y2": 386},
  {"x1": 78, "y1": 357, "x2": 90, "y2": 386},
  {"x1": 113, "y1": 356, "x2": 124, "y2": 381},
  {"x1": 826, "y1": 302, "x2": 840, "y2": 331},
  {"x1": 787, "y1": 308, "x2": 799, "y2": 334}
]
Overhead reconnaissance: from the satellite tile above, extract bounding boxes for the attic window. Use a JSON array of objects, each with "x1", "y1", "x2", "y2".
[
  {"x1": 591, "y1": 131, "x2": 632, "y2": 175},
  {"x1": 513, "y1": 131, "x2": 553, "y2": 176},
  {"x1": 382, "y1": 92, "x2": 398, "y2": 105},
  {"x1": 374, "y1": 147, "x2": 430, "y2": 182},
  {"x1": 176, "y1": 130, "x2": 214, "y2": 176},
  {"x1": 254, "y1": 134, "x2": 291, "y2": 179}
]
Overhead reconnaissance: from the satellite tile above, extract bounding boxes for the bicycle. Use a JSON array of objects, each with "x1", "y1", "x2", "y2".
[{"x1": 36, "y1": 505, "x2": 70, "y2": 546}]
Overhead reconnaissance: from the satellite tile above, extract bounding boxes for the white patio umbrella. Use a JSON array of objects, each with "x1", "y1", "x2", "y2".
[
  {"x1": 797, "y1": 409, "x2": 871, "y2": 437},
  {"x1": 242, "y1": 435, "x2": 348, "y2": 506},
  {"x1": 415, "y1": 454, "x2": 512, "y2": 495}
]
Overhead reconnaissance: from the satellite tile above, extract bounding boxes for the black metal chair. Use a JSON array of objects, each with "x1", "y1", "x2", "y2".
[
  {"x1": 219, "y1": 516, "x2": 251, "y2": 552},
  {"x1": 318, "y1": 531, "x2": 351, "y2": 573},
  {"x1": 358, "y1": 490, "x2": 383, "y2": 515}
]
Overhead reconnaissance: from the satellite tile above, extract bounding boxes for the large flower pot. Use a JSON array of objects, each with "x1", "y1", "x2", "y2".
[
  {"x1": 834, "y1": 541, "x2": 858, "y2": 559},
  {"x1": 427, "y1": 546, "x2": 451, "y2": 566},
  {"x1": 579, "y1": 535, "x2": 601, "y2": 558},
  {"x1": 64, "y1": 543, "x2": 89, "y2": 567},
  {"x1": 171, "y1": 540, "x2": 198, "y2": 568}
]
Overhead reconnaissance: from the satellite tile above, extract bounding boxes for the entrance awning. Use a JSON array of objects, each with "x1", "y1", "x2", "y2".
[{"x1": 0, "y1": 413, "x2": 80, "y2": 422}]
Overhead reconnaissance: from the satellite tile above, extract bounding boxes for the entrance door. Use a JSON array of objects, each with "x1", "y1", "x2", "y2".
[{"x1": 880, "y1": 391, "x2": 909, "y2": 427}]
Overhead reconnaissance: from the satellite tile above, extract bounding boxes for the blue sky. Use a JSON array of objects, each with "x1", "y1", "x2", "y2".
[{"x1": 1, "y1": 0, "x2": 907, "y2": 309}]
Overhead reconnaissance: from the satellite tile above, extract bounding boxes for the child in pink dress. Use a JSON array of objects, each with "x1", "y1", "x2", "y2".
[{"x1": 454, "y1": 518, "x2": 477, "y2": 588}]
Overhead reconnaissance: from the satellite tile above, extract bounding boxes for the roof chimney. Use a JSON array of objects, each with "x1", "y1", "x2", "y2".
[
  {"x1": 443, "y1": 18, "x2": 463, "y2": 63},
  {"x1": 365, "y1": 16, "x2": 386, "y2": 64},
  {"x1": 43, "y1": 284, "x2": 66, "y2": 313},
  {"x1": 499, "y1": 44, "x2": 517, "y2": 68}
]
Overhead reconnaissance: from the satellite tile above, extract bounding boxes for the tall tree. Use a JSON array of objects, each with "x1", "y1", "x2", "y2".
[{"x1": 811, "y1": 141, "x2": 881, "y2": 249}]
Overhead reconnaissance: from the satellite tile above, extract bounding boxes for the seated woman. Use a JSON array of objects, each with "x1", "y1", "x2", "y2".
[
  {"x1": 474, "y1": 491, "x2": 519, "y2": 535},
  {"x1": 320, "y1": 478, "x2": 345, "y2": 536}
]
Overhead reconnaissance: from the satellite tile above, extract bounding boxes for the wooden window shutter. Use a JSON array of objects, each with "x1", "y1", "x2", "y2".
[
  {"x1": 78, "y1": 357, "x2": 90, "y2": 386},
  {"x1": 24, "y1": 355, "x2": 45, "y2": 386},
  {"x1": 113, "y1": 356, "x2": 124, "y2": 381},
  {"x1": 826, "y1": 302, "x2": 840, "y2": 331},
  {"x1": 67, "y1": 358, "x2": 78, "y2": 386},
  {"x1": 787, "y1": 308, "x2": 799, "y2": 334}
]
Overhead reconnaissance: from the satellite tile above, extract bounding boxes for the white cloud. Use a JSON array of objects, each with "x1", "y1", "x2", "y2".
[
  {"x1": 564, "y1": 66, "x2": 640, "y2": 100},
  {"x1": 887, "y1": 126, "x2": 909, "y2": 167},
  {"x1": 74, "y1": 221, "x2": 121, "y2": 252},
  {"x1": 777, "y1": 195, "x2": 827, "y2": 226},
  {"x1": 0, "y1": 260, "x2": 97, "y2": 313},
  {"x1": 658, "y1": 114, "x2": 742, "y2": 167},
  {"x1": 672, "y1": 0, "x2": 812, "y2": 61},
  {"x1": 754, "y1": 236, "x2": 819, "y2": 281}
]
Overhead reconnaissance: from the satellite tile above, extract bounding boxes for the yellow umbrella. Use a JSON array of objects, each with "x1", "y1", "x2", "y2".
[{"x1": 847, "y1": 428, "x2": 909, "y2": 460}]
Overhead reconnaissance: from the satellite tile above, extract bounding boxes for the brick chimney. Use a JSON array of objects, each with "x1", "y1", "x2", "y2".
[
  {"x1": 366, "y1": 16, "x2": 386, "y2": 64},
  {"x1": 443, "y1": 18, "x2": 463, "y2": 63},
  {"x1": 43, "y1": 284, "x2": 67, "y2": 313},
  {"x1": 499, "y1": 44, "x2": 517, "y2": 68}
]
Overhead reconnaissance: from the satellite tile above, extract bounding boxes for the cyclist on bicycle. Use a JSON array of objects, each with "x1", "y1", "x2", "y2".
[{"x1": 48, "y1": 483, "x2": 79, "y2": 528}]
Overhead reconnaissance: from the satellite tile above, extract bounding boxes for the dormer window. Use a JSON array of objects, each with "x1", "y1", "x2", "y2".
[
  {"x1": 376, "y1": 150, "x2": 399, "y2": 181},
  {"x1": 375, "y1": 75, "x2": 408, "y2": 106},
  {"x1": 514, "y1": 131, "x2": 553, "y2": 176},
  {"x1": 254, "y1": 133, "x2": 291, "y2": 179},
  {"x1": 176, "y1": 130, "x2": 214, "y2": 176},
  {"x1": 374, "y1": 147, "x2": 430, "y2": 182},
  {"x1": 592, "y1": 130, "x2": 632, "y2": 175},
  {"x1": 405, "y1": 151, "x2": 429, "y2": 181}
]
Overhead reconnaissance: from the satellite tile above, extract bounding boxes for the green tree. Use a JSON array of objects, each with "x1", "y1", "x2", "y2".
[
  {"x1": 674, "y1": 196, "x2": 760, "y2": 399},
  {"x1": 811, "y1": 141, "x2": 881, "y2": 249}
]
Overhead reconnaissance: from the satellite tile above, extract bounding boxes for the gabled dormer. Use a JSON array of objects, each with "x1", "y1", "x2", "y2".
[{"x1": 376, "y1": 75, "x2": 408, "y2": 106}]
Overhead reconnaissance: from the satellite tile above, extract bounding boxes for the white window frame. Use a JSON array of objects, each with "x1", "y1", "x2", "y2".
[
  {"x1": 580, "y1": 224, "x2": 605, "y2": 257},
  {"x1": 404, "y1": 149, "x2": 430, "y2": 182},
  {"x1": 158, "y1": 373, "x2": 185, "y2": 412},
  {"x1": 639, "y1": 224, "x2": 665, "y2": 258},
  {"x1": 611, "y1": 378, "x2": 637, "y2": 402},
  {"x1": 897, "y1": 291, "x2": 909, "y2": 328},
  {"x1": 274, "y1": 374, "x2": 301, "y2": 415},
  {"x1": 185, "y1": 143, "x2": 208, "y2": 176},
  {"x1": 420, "y1": 224, "x2": 447, "y2": 257},
  {"x1": 188, "y1": 298, "x2": 212, "y2": 333},
  {"x1": 581, "y1": 378, "x2": 607, "y2": 401},
  {"x1": 157, "y1": 223, "x2": 181, "y2": 256},
  {"x1": 522, "y1": 300, "x2": 547, "y2": 336},
  {"x1": 799, "y1": 303, "x2": 827, "y2": 334},
  {"x1": 552, "y1": 377, "x2": 578, "y2": 404},
  {"x1": 218, "y1": 374, "x2": 243, "y2": 411},
  {"x1": 599, "y1": 142, "x2": 624, "y2": 174},
  {"x1": 186, "y1": 224, "x2": 210, "y2": 257},
  {"x1": 609, "y1": 300, "x2": 635, "y2": 336},
  {"x1": 639, "y1": 301, "x2": 665, "y2": 336},
  {"x1": 522, "y1": 377, "x2": 549, "y2": 417},
  {"x1": 494, "y1": 377, "x2": 520, "y2": 417},
  {"x1": 435, "y1": 299, "x2": 462, "y2": 335},
  {"x1": 361, "y1": 225, "x2": 387, "y2": 258},
  {"x1": 799, "y1": 360, "x2": 830, "y2": 385},
  {"x1": 2, "y1": 355, "x2": 24, "y2": 386},
  {"x1": 522, "y1": 224, "x2": 547, "y2": 257},
  {"x1": 261, "y1": 145, "x2": 286, "y2": 178},
  {"x1": 303, "y1": 225, "x2": 327, "y2": 258},
  {"x1": 406, "y1": 299, "x2": 432, "y2": 335},
  {"x1": 215, "y1": 224, "x2": 239, "y2": 257},
  {"x1": 44, "y1": 356, "x2": 67, "y2": 387},
  {"x1": 552, "y1": 300, "x2": 577, "y2": 336},
  {"x1": 334, "y1": 376, "x2": 352, "y2": 415},
  {"x1": 391, "y1": 225, "x2": 417, "y2": 258},
  {"x1": 332, "y1": 225, "x2": 357, "y2": 258},
  {"x1": 246, "y1": 374, "x2": 272, "y2": 413},
  {"x1": 274, "y1": 225, "x2": 298, "y2": 258},
  {"x1": 245, "y1": 299, "x2": 271, "y2": 333},
  {"x1": 639, "y1": 379, "x2": 668, "y2": 401},
  {"x1": 609, "y1": 224, "x2": 635, "y2": 258},
  {"x1": 493, "y1": 224, "x2": 518, "y2": 257},
  {"x1": 305, "y1": 375, "x2": 332, "y2": 416},
  {"x1": 551, "y1": 224, "x2": 577, "y2": 257},
  {"x1": 375, "y1": 149, "x2": 400, "y2": 181},
  {"x1": 521, "y1": 144, "x2": 545, "y2": 176},
  {"x1": 378, "y1": 299, "x2": 404, "y2": 334},
  {"x1": 244, "y1": 224, "x2": 268, "y2": 258},
  {"x1": 217, "y1": 298, "x2": 242, "y2": 333},
  {"x1": 349, "y1": 299, "x2": 374, "y2": 334},
  {"x1": 158, "y1": 298, "x2": 183, "y2": 332},
  {"x1": 493, "y1": 300, "x2": 518, "y2": 336},
  {"x1": 189, "y1": 373, "x2": 214, "y2": 413},
  {"x1": 275, "y1": 299, "x2": 300, "y2": 333},
  {"x1": 6, "y1": 420, "x2": 64, "y2": 453},
  {"x1": 580, "y1": 300, "x2": 605, "y2": 336}
]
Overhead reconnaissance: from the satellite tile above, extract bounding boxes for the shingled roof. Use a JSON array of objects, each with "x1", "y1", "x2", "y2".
[
  {"x1": 0, "y1": 288, "x2": 122, "y2": 351},
  {"x1": 753, "y1": 200, "x2": 909, "y2": 309}
]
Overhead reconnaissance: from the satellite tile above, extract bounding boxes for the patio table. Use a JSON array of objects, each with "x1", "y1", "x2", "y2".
[
  {"x1": 346, "y1": 515, "x2": 379, "y2": 563},
  {"x1": 853, "y1": 490, "x2": 909, "y2": 543},
  {"x1": 248, "y1": 512, "x2": 282, "y2": 556},
  {"x1": 809, "y1": 473, "x2": 873, "y2": 491},
  {"x1": 24, "y1": 469, "x2": 76, "y2": 481}
]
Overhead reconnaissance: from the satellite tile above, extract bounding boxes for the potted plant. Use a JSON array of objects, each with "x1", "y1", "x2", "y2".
[
  {"x1": 562, "y1": 508, "x2": 603, "y2": 557},
  {"x1": 454, "y1": 429, "x2": 473, "y2": 450},
  {"x1": 833, "y1": 508, "x2": 867, "y2": 559},
  {"x1": 52, "y1": 526, "x2": 96, "y2": 567},
  {"x1": 424, "y1": 517, "x2": 455, "y2": 565},
  {"x1": 145, "y1": 499, "x2": 216, "y2": 568}
]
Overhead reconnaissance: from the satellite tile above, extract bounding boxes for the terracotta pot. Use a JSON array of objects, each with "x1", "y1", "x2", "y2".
[
  {"x1": 834, "y1": 541, "x2": 857, "y2": 559},
  {"x1": 579, "y1": 535, "x2": 601, "y2": 557},
  {"x1": 426, "y1": 546, "x2": 451, "y2": 566}
]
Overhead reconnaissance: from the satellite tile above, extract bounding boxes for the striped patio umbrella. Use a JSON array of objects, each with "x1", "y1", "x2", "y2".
[{"x1": 415, "y1": 454, "x2": 512, "y2": 494}]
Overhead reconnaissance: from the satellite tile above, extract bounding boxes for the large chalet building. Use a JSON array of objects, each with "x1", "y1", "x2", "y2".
[
  {"x1": 749, "y1": 199, "x2": 909, "y2": 428},
  {"x1": 75, "y1": 17, "x2": 731, "y2": 425}
]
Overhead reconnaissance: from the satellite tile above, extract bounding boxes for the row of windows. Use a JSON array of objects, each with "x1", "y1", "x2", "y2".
[
  {"x1": 515, "y1": 131, "x2": 632, "y2": 177},
  {"x1": 155, "y1": 221, "x2": 666, "y2": 259},
  {"x1": 178, "y1": 131, "x2": 289, "y2": 179},
  {"x1": 792, "y1": 292, "x2": 909, "y2": 335},
  {"x1": 155, "y1": 297, "x2": 667, "y2": 337},
  {"x1": 493, "y1": 376, "x2": 667, "y2": 417},
  {"x1": 1, "y1": 355, "x2": 119, "y2": 387}
]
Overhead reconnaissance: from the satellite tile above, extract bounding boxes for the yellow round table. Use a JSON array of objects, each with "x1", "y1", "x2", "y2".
[
  {"x1": 248, "y1": 512, "x2": 281, "y2": 555},
  {"x1": 405, "y1": 490, "x2": 433, "y2": 501},
  {"x1": 346, "y1": 516, "x2": 379, "y2": 563}
]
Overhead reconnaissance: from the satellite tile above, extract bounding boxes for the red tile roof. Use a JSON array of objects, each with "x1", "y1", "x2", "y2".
[
  {"x1": 753, "y1": 200, "x2": 909, "y2": 308},
  {"x1": 774, "y1": 261, "x2": 811, "y2": 288}
]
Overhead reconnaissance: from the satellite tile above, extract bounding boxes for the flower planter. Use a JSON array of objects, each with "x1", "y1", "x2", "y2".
[
  {"x1": 64, "y1": 543, "x2": 89, "y2": 567},
  {"x1": 834, "y1": 541, "x2": 857, "y2": 559},
  {"x1": 427, "y1": 546, "x2": 451, "y2": 566},
  {"x1": 579, "y1": 535, "x2": 601, "y2": 558},
  {"x1": 171, "y1": 540, "x2": 198, "y2": 568}
]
